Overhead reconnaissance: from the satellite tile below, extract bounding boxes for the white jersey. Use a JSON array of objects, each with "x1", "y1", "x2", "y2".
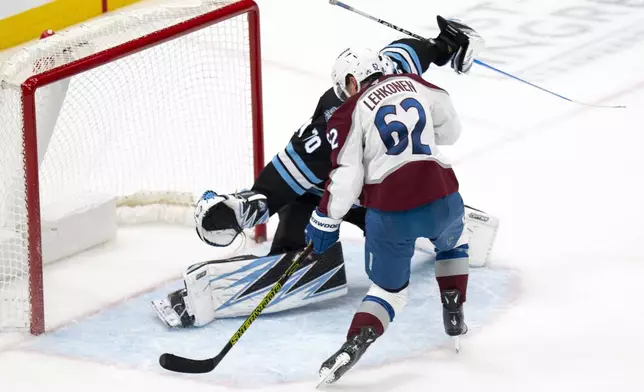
[{"x1": 319, "y1": 73, "x2": 462, "y2": 219}]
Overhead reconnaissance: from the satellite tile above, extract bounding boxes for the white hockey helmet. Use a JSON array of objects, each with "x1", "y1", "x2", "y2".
[
  {"x1": 332, "y1": 47, "x2": 384, "y2": 101},
  {"x1": 379, "y1": 53, "x2": 398, "y2": 75}
]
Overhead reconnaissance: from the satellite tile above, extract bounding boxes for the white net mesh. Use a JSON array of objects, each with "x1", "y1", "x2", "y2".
[{"x1": 0, "y1": 0, "x2": 259, "y2": 331}]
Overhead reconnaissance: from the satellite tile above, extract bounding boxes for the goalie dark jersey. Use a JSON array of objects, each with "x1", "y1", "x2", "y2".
[{"x1": 252, "y1": 38, "x2": 453, "y2": 254}]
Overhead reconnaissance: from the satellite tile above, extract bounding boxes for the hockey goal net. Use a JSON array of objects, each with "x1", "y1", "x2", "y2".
[{"x1": 0, "y1": 0, "x2": 265, "y2": 335}]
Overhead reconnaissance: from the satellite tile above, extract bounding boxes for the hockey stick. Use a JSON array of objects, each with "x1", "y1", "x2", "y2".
[
  {"x1": 159, "y1": 243, "x2": 314, "y2": 374},
  {"x1": 328, "y1": 0, "x2": 626, "y2": 109}
]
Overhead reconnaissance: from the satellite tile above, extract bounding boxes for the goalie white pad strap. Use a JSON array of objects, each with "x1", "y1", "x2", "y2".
[
  {"x1": 182, "y1": 262, "x2": 217, "y2": 327},
  {"x1": 182, "y1": 243, "x2": 348, "y2": 327}
]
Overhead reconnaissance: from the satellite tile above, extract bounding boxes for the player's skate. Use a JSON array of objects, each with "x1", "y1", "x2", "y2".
[
  {"x1": 316, "y1": 326, "x2": 379, "y2": 388},
  {"x1": 151, "y1": 288, "x2": 195, "y2": 328},
  {"x1": 441, "y1": 289, "x2": 468, "y2": 352}
]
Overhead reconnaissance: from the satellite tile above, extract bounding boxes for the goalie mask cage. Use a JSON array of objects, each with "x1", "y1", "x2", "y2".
[{"x1": 0, "y1": 0, "x2": 266, "y2": 335}]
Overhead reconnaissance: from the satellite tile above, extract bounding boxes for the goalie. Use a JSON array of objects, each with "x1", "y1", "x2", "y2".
[{"x1": 152, "y1": 17, "x2": 498, "y2": 328}]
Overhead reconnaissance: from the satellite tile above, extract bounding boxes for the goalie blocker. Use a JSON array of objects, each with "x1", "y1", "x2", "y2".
[{"x1": 152, "y1": 242, "x2": 347, "y2": 327}]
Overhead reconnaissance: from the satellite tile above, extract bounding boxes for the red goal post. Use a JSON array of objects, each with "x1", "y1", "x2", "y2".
[{"x1": 0, "y1": 0, "x2": 266, "y2": 335}]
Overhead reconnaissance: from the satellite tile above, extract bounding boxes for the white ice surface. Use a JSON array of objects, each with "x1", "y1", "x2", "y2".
[{"x1": 2, "y1": 0, "x2": 644, "y2": 390}]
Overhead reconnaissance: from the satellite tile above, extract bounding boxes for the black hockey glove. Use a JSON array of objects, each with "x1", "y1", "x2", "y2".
[{"x1": 434, "y1": 15, "x2": 485, "y2": 74}]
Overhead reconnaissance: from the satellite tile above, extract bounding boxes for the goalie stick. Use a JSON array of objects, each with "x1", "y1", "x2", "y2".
[
  {"x1": 159, "y1": 243, "x2": 314, "y2": 374},
  {"x1": 329, "y1": 0, "x2": 626, "y2": 109}
]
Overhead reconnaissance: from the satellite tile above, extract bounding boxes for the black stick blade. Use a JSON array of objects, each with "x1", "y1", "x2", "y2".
[{"x1": 159, "y1": 353, "x2": 216, "y2": 374}]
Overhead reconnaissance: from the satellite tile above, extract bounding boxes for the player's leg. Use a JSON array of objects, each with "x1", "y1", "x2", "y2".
[
  {"x1": 350, "y1": 210, "x2": 413, "y2": 338},
  {"x1": 269, "y1": 194, "x2": 317, "y2": 255},
  {"x1": 270, "y1": 191, "x2": 365, "y2": 253},
  {"x1": 429, "y1": 192, "x2": 470, "y2": 339},
  {"x1": 342, "y1": 205, "x2": 366, "y2": 233},
  {"x1": 318, "y1": 208, "x2": 413, "y2": 385}
]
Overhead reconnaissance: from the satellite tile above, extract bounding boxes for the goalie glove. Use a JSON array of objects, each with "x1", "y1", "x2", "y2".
[
  {"x1": 435, "y1": 15, "x2": 485, "y2": 74},
  {"x1": 195, "y1": 190, "x2": 269, "y2": 247}
]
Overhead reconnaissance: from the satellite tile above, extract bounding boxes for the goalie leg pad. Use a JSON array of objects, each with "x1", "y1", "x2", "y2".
[
  {"x1": 183, "y1": 262, "x2": 218, "y2": 327},
  {"x1": 464, "y1": 206, "x2": 499, "y2": 267},
  {"x1": 157, "y1": 242, "x2": 348, "y2": 327},
  {"x1": 209, "y1": 242, "x2": 347, "y2": 320}
]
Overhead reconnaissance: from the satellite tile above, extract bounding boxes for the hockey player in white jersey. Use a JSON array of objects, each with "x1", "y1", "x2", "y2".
[{"x1": 307, "y1": 44, "x2": 474, "y2": 385}]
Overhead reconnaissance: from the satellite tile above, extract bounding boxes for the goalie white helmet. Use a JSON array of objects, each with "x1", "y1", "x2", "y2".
[
  {"x1": 332, "y1": 47, "x2": 384, "y2": 101},
  {"x1": 379, "y1": 53, "x2": 398, "y2": 76}
]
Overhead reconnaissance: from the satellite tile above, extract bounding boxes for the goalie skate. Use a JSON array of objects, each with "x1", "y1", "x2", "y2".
[
  {"x1": 151, "y1": 288, "x2": 194, "y2": 328},
  {"x1": 316, "y1": 326, "x2": 379, "y2": 388}
]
